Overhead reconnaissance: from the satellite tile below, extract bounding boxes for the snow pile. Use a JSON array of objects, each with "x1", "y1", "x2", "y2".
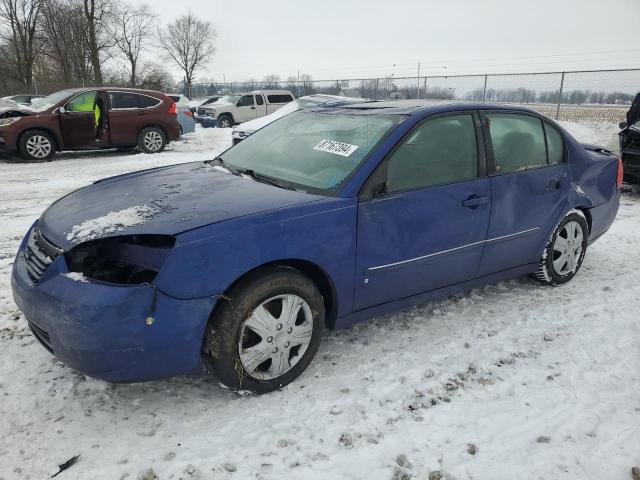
[
  {"x1": 66, "y1": 204, "x2": 160, "y2": 243},
  {"x1": 62, "y1": 272, "x2": 89, "y2": 283}
]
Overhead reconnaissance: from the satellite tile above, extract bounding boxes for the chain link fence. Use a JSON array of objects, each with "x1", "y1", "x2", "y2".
[{"x1": 189, "y1": 68, "x2": 639, "y2": 124}]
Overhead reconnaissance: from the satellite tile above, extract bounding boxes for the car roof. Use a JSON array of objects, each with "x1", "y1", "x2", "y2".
[{"x1": 313, "y1": 100, "x2": 539, "y2": 116}]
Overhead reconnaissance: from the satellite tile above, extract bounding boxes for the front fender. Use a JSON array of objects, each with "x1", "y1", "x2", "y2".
[{"x1": 154, "y1": 198, "x2": 358, "y2": 317}]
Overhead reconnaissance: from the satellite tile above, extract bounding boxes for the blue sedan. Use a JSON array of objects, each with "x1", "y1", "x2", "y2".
[{"x1": 11, "y1": 101, "x2": 622, "y2": 393}]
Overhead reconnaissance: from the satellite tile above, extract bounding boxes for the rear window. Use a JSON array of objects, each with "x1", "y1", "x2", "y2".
[
  {"x1": 138, "y1": 95, "x2": 161, "y2": 108},
  {"x1": 110, "y1": 92, "x2": 139, "y2": 109},
  {"x1": 109, "y1": 92, "x2": 161, "y2": 109},
  {"x1": 486, "y1": 113, "x2": 547, "y2": 173},
  {"x1": 267, "y1": 94, "x2": 293, "y2": 104}
]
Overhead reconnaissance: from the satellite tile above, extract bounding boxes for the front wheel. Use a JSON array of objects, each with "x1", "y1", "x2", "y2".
[
  {"x1": 138, "y1": 127, "x2": 166, "y2": 154},
  {"x1": 18, "y1": 130, "x2": 56, "y2": 161},
  {"x1": 532, "y1": 211, "x2": 589, "y2": 286},
  {"x1": 216, "y1": 115, "x2": 233, "y2": 128},
  {"x1": 204, "y1": 267, "x2": 325, "y2": 393}
]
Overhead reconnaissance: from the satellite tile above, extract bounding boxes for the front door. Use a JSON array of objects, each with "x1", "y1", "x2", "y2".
[
  {"x1": 354, "y1": 112, "x2": 491, "y2": 310},
  {"x1": 478, "y1": 111, "x2": 570, "y2": 275},
  {"x1": 59, "y1": 90, "x2": 98, "y2": 149},
  {"x1": 235, "y1": 95, "x2": 257, "y2": 122}
]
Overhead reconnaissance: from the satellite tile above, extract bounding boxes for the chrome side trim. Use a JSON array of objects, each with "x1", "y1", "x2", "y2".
[
  {"x1": 485, "y1": 226, "x2": 541, "y2": 243},
  {"x1": 368, "y1": 239, "x2": 486, "y2": 271},
  {"x1": 367, "y1": 226, "x2": 541, "y2": 271}
]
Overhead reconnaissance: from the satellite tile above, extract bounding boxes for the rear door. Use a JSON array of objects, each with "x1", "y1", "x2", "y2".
[
  {"x1": 478, "y1": 111, "x2": 570, "y2": 276},
  {"x1": 108, "y1": 92, "x2": 161, "y2": 146},
  {"x1": 354, "y1": 112, "x2": 491, "y2": 310},
  {"x1": 59, "y1": 90, "x2": 98, "y2": 149},
  {"x1": 255, "y1": 94, "x2": 267, "y2": 116}
]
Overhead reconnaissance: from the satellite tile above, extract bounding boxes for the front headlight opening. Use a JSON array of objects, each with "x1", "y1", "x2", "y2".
[{"x1": 65, "y1": 235, "x2": 175, "y2": 285}]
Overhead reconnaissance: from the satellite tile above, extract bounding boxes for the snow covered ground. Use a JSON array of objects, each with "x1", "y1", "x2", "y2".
[{"x1": 0, "y1": 123, "x2": 638, "y2": 480}]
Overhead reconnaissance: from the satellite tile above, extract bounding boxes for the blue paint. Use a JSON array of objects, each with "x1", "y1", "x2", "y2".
[{"x1": 12, "y1": 102, "x2": 621, "y2": 382}]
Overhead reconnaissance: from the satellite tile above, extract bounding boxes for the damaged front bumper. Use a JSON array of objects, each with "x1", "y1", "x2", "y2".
[{"x1": 11, "y1": 223, "x2": 217, "y2": 382}]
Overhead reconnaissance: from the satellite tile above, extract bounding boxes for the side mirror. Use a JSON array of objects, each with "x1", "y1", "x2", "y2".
[
  {"x1": 619, "y1": 121, "x2": 628, "y2": 129},
  {"x1": 360, "y1": 180, "x2": 387, "y2": 201},
  {"x1": 58, "y1": 106, "x2": 66, "y2": 114}
]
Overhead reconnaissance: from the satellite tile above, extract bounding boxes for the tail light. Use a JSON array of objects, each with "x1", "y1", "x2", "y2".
[
  {"x1": 617, "y1": 156, "x2": 624, "y2": 189},
  {"x1": 167, "y1": 101, "x2": 177, "y2": 115}
]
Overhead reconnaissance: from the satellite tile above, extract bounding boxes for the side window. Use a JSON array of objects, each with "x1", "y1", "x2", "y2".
[
  {"x1": 109, "y1": 92, "x2": 139, "y2": 109},
  {"x1": 544, "y1": 123, "x2": 564, "y2": 164},
  {"x1": 237, "y1": 95, "x2": 254, "y2": 107},
  {"x1": 137, "y1": 95, "x2": 161, "y2": 108},
  {"x1": 385, "y1": 114, "x2": 478, "y2": 193},
  {"x1": 486, "y1": 113, "x2": 547, "y2": 173},
  {"x1": 67, "y1": 91, "x2": 97, "y2": 112},
  {"x1": 267, "y1": 94, "x2": 293, "y2": 103},
  {"x1": 256, "y1": 95, "x2": 264, "y2": 106}
]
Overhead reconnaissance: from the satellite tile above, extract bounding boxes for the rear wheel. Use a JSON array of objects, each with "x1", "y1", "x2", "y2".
[
  {"x1": 532, "y1": 211, "x2": 589, "y2": 286},
  {"x1": 138, "y1": 127, "x2": 166, "y2": 153},
  {"x1": 204, "y1": 267, "x2": 325, "y2": 393},
  {"x1": 18, "y1": 130, "x2": 56, "y2": 161}
]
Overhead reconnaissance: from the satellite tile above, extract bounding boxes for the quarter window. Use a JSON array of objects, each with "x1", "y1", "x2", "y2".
[
  {"x1": 385, "y1": 114, "x2": 478, "y2": 193},
  {"x1": 486, "y1": 113, "x2": 547, "y2": 173}
]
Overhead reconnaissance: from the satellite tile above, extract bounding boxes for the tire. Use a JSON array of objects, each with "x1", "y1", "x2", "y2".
[
  {"x1": 204, "y1": 266, "x2": 325, "y2": 393},
  {"x1": 18, "y1": 130, "x2": 56, "y2": 161},
  {"x1": 531, "y1": 210, "x2": 589, "y2": 286},
  {"x1": 137, "y1": 127, "x2": 166, "y2": 154},
  {"x1": 216, "y1": 115, "x2": 233, "y2": 128}
]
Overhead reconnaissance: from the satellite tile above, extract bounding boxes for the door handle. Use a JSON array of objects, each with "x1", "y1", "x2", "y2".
[
  {"x1": 250, "y1": 106, "x2": 255, "y2": 110},
  {"x1": 462, "y1": 195, "x2": 489, "y2": 208},
  {"x1": 546, "y1": 179, "x2": 561, "y2": 191}
]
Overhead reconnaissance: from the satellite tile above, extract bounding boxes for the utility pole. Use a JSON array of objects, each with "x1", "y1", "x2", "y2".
[
  {"x1": 416, "y1": 61, "x2": 421, "y2": 99},
  {"x1": 297, "y1": 70, "x2": 301, "y2": 98}
]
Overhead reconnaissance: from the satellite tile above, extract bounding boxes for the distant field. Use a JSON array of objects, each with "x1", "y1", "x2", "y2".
[{"x1": 522, "y1": 103, "x2": 627, "y2": 123}]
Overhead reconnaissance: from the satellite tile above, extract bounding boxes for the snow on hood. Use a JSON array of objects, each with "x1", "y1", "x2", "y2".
[{"x1": 38, "y1": 161, "x2": 324, "y2": 250}]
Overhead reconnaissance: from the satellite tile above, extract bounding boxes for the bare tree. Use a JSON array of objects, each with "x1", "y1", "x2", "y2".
[
  {"x1": 112, "y1": 2, "x2": 155, "y2": 86},
  {"x1": 262, "y1": 74, "x2": 280, "y2": 88},
  {"x1": 82, "y1": 0, "x2": 117, "y2": 85},
  {"x1": 0, "y1": 0, "x2": 43, "y2": 90},
  {"x1": 158, "y1": 11, "x2": 216, "y2": 97}
]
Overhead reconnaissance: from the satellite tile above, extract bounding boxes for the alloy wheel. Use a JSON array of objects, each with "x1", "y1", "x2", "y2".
[
  {"x1": 552, "y1": 220, "x2": 584, "y2": 276},
  {"x1": 143, "y1": 131, "x2": 163, "y2": 151},
  {"x1": 25, "y1": 135, "x2": 52, "y2": 159},
  {"x1": 238, "y1": 294, "x2": 314, "y2": 380}
]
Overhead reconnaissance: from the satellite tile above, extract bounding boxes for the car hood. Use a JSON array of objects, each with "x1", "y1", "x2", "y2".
[
  {"x1": 0, "y1": 105, "x2": 33, "y2": 118},
  {"x1": 38, "y1": 162, "x2": 324, "y2": 250},
  {"x1": 202, "y1": 101, "x2": 232, "y2": 111}
]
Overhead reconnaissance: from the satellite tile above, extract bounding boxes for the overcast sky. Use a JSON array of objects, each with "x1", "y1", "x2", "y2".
[{"x1": 150, "y1": 0, "x2": 639, "y2": 82}]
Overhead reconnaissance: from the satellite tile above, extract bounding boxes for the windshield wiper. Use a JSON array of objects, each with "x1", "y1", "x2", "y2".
[
  {"x1": 206, "y1": 157, "x2": 242, "y2": 176},
  {"x1": 206, "y1": 157, "x2": 295, "y2": 190}
]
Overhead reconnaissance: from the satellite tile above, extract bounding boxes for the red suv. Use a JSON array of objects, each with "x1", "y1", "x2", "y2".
[{"x1": 0, "y1": 87, "x2": 180, "y2": 161}]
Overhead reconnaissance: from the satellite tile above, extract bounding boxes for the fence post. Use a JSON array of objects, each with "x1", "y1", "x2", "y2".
[
  {"x1": 375, "y1": 78, "x2": 379, "y2": 99},
  {"x1": 555, "y1": 71, "x2": 565, "y2": 120},
  {"x1": 336, "y1": 80, "x2": 340, "y2": 95},
  {"x1": 482, "y1": 74, "x2": 488, "y2": 102}
]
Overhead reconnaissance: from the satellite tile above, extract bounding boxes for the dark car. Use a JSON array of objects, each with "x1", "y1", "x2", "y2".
[
  {"x1": 11, "y1": 101, "x2": 621, "y2": 393},
  {"x1": 0, "y1": 87, "x2": 180, "y2": 161},
  {"x1": 619, "y1": 93, "x2": 640, "y2": 183}
]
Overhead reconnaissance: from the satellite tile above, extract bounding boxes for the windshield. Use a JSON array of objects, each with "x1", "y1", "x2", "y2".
[
  {"x1": 220, "y1": 110, "x2": 403, "y2": 192},
  {"x1": 29, "y1": 89, "x2": 79, "y2": 112},
  {"x1": 216, "y1": 94, "x2": 241, "y2": 104}
]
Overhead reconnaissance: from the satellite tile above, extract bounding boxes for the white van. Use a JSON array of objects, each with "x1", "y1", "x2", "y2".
[{"x1": 196, "y1": 90, "x2": 295, "y2": 128}]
